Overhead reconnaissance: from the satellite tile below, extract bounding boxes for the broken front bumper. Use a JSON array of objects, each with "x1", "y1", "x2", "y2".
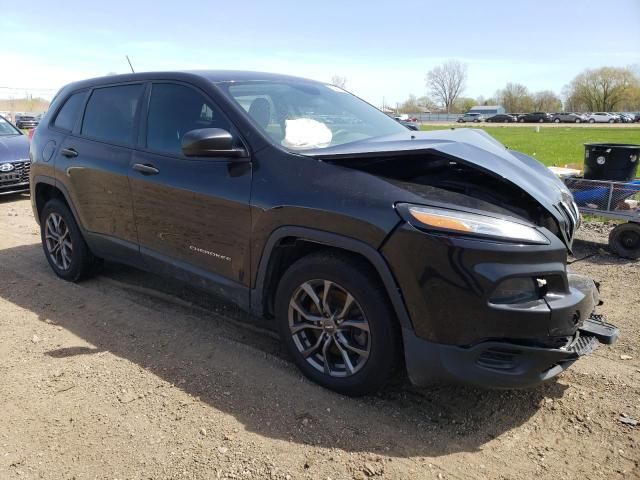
[{"x1": 403, "y1": 314, "x2": 618, "y2": 389}]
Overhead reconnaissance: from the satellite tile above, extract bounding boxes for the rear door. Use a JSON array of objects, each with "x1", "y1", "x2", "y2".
[
  {"x1": 129, "y1": 82, "x2": 252, "y2": 295},
  {"x1": 55, "y1": 83, "x2": 144, "y2": 255}
]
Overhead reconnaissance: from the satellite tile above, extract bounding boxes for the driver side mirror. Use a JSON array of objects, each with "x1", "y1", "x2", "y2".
[{"x1": 181, "y1": 128, "x2": 248, "y2": 159}]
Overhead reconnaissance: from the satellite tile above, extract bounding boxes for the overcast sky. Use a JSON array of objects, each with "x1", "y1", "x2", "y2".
[{"x1": 1, "y1": 0, "x2": 639, "y2": 105}]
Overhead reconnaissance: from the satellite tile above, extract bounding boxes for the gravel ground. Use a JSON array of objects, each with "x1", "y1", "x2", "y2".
[{"x1": 0, "y1": 195, "x2": 638, "y2": 480}]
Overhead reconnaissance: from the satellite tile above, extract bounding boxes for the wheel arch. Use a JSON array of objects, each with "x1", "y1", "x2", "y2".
[
  {"x1": 251, "y1": 226, "x2": 412, "y2": 330},
  {"x1": 33, "y1": 177, "x2": 84, "y2": 232}
]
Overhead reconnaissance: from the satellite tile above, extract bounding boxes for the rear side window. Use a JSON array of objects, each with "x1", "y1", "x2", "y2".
[
  {"x1": 82, "y1": 84, "x2": 144, "y2": 146},
  {"x1": 146, "y1": 83, "x2": 230, "y2": 156},
  {"x1": 53, "y1": 91, "x2": 88, "y2": 131}
]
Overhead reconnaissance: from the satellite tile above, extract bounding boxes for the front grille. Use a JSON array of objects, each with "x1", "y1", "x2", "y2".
[
  {"x1": 555, "y1": 197, "x2": 579, "y2": 244},
  {"x1": 0, "y1": 160, "x2": 30, "y2": 187}
]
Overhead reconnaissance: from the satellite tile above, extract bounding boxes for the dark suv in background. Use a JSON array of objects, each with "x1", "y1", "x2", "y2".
[
  {"x1": 29, "y1": 71, "x2": 617, "y2": 395},
  {"x1": 15, "y1": 114, "x2": 39, "y2": 129},
  {"x1": 518, "y1": 112, "x2": 552, "y2": 123}
]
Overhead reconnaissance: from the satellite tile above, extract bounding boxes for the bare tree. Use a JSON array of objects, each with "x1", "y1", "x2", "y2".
[
  {"x1": 425, "y1": 60, "x2": 467, "y2": 113},
  {"x1": 565, "y1": 67, "x2": 638, "y2": 111},
  {"x1": 495, "y1": 83, "x2": 534, "y2": 113},
  {"x1": 330, "y1": 75, "x2": 348, "y2": 89},
  {"x1": 533, "y1": 90, "x2": 562, "y2": 112}
]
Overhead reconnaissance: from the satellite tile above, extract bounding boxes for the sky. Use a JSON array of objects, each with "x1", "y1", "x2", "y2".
[{"x1": 1, "y1": 0, "x2": 639, "y2": 106}]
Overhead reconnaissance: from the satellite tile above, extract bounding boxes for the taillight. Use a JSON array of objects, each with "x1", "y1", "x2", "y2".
[{"x1": 28, "y1": 129, "x2": 35, "y2": 141}]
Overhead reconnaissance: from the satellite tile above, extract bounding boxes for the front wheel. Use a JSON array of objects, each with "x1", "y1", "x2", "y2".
[
  {"x1": 275, "y1": 253, "x2": 400, "y2": 396},
  {"x1": 519, "y1": 118, "x2": 525, "y2": 123},
  {"x1": 554, "y1": 118, "x2": 561, "y2": 123},
  {"x1": 40, "y1": 198, "x2": 99, "y2": 282},
  {"x1": 589, "y1": 118, "x2": 595, "y2": 123}
]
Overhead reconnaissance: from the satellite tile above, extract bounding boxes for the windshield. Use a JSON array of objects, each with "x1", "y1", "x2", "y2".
[
  {"x1": 0, "y1": 116, "x2": 21, "y2": 136},
  {"x1": 223, "y1": 81, "x2": 407, "y2": 150}
]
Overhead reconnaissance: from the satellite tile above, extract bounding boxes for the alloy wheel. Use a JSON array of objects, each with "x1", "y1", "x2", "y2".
[
  {"x1": 45, "y1": 212, "x2": 73, "y2": 270},
  {"x1": 288, "y1": 279, "x2": 371, "y2": 377}
]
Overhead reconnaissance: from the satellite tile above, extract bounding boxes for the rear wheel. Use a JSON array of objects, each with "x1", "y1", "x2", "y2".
[
  {"x1": 575, "y1": 119, "x2": 581, "y2": 123},
  {"x1": 538, "y1": 118, "x2": 544, "y2": 123},
  {"x1": 275, "y1": 252, "x2": 400, "y2": 396},
  {"x1": 40, "y1": 198, "x2": 99, "y2": 281},
  {"x1": 608, "y1": 119, "x2": 614, "y2": 123},
  {"x1": 554, "y1": 118, "x2": 561, "y2": 123},
  {"x1": 519, "y1": 118, "x2": 525, "y2": 123},
  {"x1": 609, "y1": 223, "x2": 640, "y2": 259},
  {"x1": 589, "y1": 118, "x2": 595, "y2": 123}
]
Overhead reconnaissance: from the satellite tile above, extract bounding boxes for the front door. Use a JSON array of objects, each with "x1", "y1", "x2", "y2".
[{"x1": 129, "y1": 82, "x2": 252, "y2": 295}]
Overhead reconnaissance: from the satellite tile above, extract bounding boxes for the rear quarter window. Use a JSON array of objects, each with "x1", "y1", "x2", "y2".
[
  {"x1": 81, "y1": 84, "x2": 144, "y2": 146},
  {"x1": 53, "y1": 91, "x2": 88, "y2": 132}
]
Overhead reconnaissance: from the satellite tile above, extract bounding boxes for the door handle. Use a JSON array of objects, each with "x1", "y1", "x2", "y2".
[
  {"x1": 61, "y1": 147, "x2": 78, "y2": 158},
  {"x1": 133, "y1": 163, "x2": 160, "y2": 175}
]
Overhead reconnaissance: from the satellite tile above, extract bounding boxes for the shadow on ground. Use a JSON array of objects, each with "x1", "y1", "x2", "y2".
[
  {"x1": 0, "y1": 242, "x2": 569, "y2": 459},
  {"x1": 0, "y1": 192, "x2": 29, "y2": 204},
  {"x1": 572, "y1": 236, "x2": 638, "y2": 266}
]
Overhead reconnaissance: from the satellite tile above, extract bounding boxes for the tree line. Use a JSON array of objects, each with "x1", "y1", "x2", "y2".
[{"x1": 391, "y1": 61, "x2": 640, "y2": 114}]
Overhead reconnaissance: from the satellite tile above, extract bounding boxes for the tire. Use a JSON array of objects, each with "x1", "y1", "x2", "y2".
[
  {"x1": 608, "y1": 223, "x2": 640, "y2": 259},
  {"x1": 274, "y1": 252, "x2": 400, "y2": 396},
  {"x1": 554, "y1": 118, "x2": 561, "y2": 123},
  {"x1": 538, "y1": 118, "x2": 544, "y2": 123},
  {"x1": 608, "y1": 119, "x2": 614, "y2": 123},
  {"x1": 589, "y1": 118, "x2": 595, "y2": 123},
  {"x1": 40, "y1": 198, "x2": 99, "y2": 281},
  {"x1": 576, "y1": 119, "x2": 581, "y2": 123},
  {"x1": 519, "y1": 118, "x2": 525, "y2": 123}
]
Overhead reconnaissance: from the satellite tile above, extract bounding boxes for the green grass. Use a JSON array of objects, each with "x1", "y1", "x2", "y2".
[{"x1": 420, "y1": 125, "x2": 640, "y2": 167}]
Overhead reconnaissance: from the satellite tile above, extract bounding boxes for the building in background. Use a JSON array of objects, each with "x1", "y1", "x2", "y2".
[{"x1": 468, "y1": 105, "x2": 505, "y2": 115}]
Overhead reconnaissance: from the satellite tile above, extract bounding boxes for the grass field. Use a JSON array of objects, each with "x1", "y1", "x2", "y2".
[{"x1": 421, "y1": 125, "x2": 640, "y2": 167}]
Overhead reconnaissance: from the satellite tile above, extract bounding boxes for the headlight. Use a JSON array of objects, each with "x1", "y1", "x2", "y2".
[{"x1": 400, "y1": 204, "x2": 549, "y2": 244}]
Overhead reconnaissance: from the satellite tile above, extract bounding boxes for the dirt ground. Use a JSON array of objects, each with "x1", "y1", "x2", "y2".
[{"x1": 0, "y1": 194, "x2": 638, "y2": 480}]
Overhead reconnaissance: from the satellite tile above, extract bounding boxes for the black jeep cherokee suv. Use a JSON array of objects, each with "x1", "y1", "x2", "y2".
[{"x1": 29, "y1": 71, "x2": 617, "y2": 395}]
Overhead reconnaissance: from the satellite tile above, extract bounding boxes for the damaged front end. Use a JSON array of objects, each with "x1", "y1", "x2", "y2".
[{"x1": 308, "y1": 128, "x2": 618, "y2": 388}]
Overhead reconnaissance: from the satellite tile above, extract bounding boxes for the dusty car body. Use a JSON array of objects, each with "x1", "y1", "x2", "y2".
[{"x1": 30, "y1": 71, "x2": 617, "y2": 395}]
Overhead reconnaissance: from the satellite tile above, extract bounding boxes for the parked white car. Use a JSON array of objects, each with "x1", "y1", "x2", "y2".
[{"x1": 586, "y1": 112, "x2": 617, "y2": 123}]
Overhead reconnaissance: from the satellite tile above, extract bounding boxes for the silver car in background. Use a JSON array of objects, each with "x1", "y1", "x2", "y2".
[{"x1": 456, "y1": 112, "x2": 484, "y2": 123}]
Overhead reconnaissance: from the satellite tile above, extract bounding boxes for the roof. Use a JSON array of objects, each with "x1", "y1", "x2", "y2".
[
  {"x1": 60, "y1": 70, "x2": 322, "y2": 93},
  {"x1": 469, "y1": 105, "x2": 502, "y2": 110}
]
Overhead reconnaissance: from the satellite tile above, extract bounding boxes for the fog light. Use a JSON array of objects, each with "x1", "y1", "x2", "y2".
[{"x1": 490, "y1": 278, "x2": 539, "y2": 304}]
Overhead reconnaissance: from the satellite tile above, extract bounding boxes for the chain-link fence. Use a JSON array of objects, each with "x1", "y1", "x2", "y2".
[{"x1": 564, "y1": 177, "x2": 640, "y2": 220}]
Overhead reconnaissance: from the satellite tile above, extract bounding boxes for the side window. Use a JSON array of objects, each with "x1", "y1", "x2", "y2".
[
  {"x1": 146, "y1": 83, "x2": 230, "y2": 156},
  {"x1": 53, "y1": 91, "x2": 88, "y2": 132},
  {"x1": 81, "y1": 84, "x2": 144, "y2": 146}
]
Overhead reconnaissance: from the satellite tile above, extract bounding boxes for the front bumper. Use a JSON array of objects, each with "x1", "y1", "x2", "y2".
[
  {"x1": 382, "y1": 222, "x2": 619, "y2": 388},
  {"x1": 0, "y1": 181, "x2": 29, "y2": 195},
  {"x1": 403, "y1": 314, "x2": 618, "y2": 388}
]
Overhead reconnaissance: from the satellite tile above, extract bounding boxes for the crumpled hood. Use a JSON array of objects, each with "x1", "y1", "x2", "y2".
[
  {"x1": 0, "y1": 134, "x2": 30, "y2": 163},
  {"x1": 305, "y1": 129, "x2": 578, "y2": 247}
]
